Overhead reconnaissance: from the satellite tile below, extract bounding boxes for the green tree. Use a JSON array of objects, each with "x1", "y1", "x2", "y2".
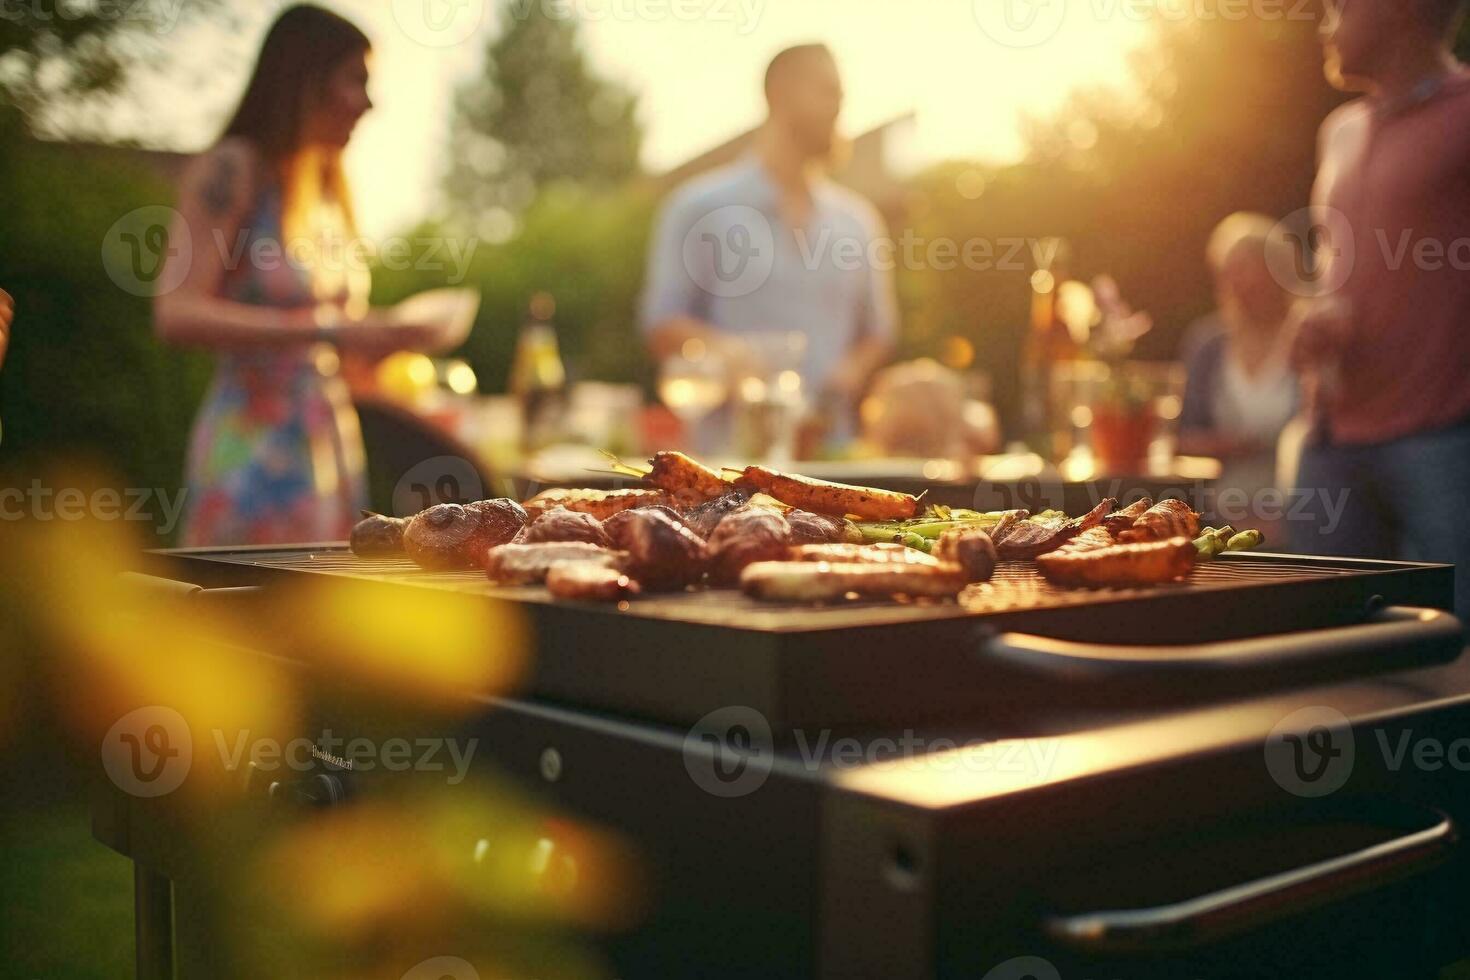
[
  {"x1": 905, "y1": 8, "x2": 1347, "y2": 430},
  {"x1": 444, "y1": 2, "x2": 642, "y2": 235},
  {"x1": 0, "y1": 0, "x2": 223, "y2": 133}
]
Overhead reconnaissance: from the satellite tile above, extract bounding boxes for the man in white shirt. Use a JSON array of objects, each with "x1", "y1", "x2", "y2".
[{"x1": 640, "y1": 44, "x2": 897, "y2": 442}]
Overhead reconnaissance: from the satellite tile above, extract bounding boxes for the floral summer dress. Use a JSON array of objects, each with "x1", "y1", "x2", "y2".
[{"x1": 178, "y1": 185, "x2": 369, "y2": 547}]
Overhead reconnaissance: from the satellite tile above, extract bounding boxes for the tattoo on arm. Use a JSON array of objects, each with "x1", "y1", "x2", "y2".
[{"x1": 202, "y1": 151, "x2": 239, "y2": 216}]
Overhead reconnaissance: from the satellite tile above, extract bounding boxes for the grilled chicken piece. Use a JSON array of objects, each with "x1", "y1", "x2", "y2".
[
  {"x1": 603, "y1": 504, "x2": 687, "y2": 549},
  {"x1": 523, "y1": 487, "x2": 671, "y2": 521},
  {"x1": 545, "y1": 563, "x2": 642, "y2": 602},
  {"x1": 645, "y1": 451, "x2": 732, "y2": 506},
  {"x1": 404, "y1": 499, "x2": 528, "y2": 570},
  {"x1": 516, "y1": 506, "x2": 612, "y2": 548},
  {"x1": 1048, "y1": 526, "x2": 1116, "y2": 555},
  {"x1": 990, "y1": 499, "x2": 1116, "y2": 560},
  {"x1": 734, "y1": 465, "x2": 919, "y2": 520},
  {"x1": 1116, "y1": 499, "x2": 1200, "y2": 544},
  {"x1": 485, "y1": 542, "x2": 626, "y2": 585},
  {"x1": 1101, "y1": 497, "x2": 1153, "y2": 539},
  {"x1": 681, "y1": 488, "x2": 756, "y2": 539},
  {"x1": 707, "y1": 508, "x2": 792, "y2": 583},
  {"x1": 788, "y1": 542, "x2": 940, "y2": 566},
  {"x1": 1037, "y1": 536, "x2": 1196, "y2": 588},
  {"x1": 741, "y1": 561, "x2": 968, "y2": 601},
  {"x1": 933, "y1": 526, "x2": 998, "y2": 582},
  {"x1": 785, "y1": 509, "x2": 863, "y2": 545},
  {"x1": 616, "y1": 508, "x2": 707, "y2": 591}
]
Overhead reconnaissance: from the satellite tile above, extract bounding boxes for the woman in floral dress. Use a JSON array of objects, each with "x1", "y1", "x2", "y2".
[{"x1": 156, "y1": 6, "x2": 448, "y2": 546}]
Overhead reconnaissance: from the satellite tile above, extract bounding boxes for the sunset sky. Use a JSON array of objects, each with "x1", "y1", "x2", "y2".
[{"x1": 124, "y1": 0, "x2": 1153, "y2": 238}]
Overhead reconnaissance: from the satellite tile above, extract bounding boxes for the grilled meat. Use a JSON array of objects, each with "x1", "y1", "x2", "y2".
[
  {"x1": 616, "y1": 508, "x2": 708, "y2": 591},
  {"x1": 785, "y1": 509, "x2": 863, "y2": 545},
  {"x1": 706, "y1": 508, "x2": 791, "y2": 584},
  {"x1": 350, "y1": 512, "x2": 407, "y2": 557},
  {"x1": 1048, "y1": 526, "x2": 1117, "y2": 555},
  {"x1": 485, "y1": 542, "x2": 626, "y2": 585},
  {"x1": 517, "y1": 506, "x2": 611, "y2": 548},
  {"x1": 404, "y1": 500, "x2": 527, "y2": 570},
  {"x1": 645, "y1": 451, "x2": 731, "y2": 506},
  {"x1": 991, "y1": 499, "x2": 1116, "y2": 560},
  {"x1": 523, "y1": 487, "x2": 671, "y2": 521},
  {"x1": 1036, "y1": 535, "x2": 1196, "y2": 587},
  {"x1": 545, "y1": 563, "x2": 641, "y2": 602},
  {"x1": 1116, "y1": 499, "x2": 1200, "y2": 544},
  {"x1": 741, "y1": 561, "x2": 968, "y2": 601},
  {"x1": 933, "y1": 526, "x2": 998, "y2": 583},
  {"x1": 681, "y1": 488, "x2": 756, "y2": 539},
  {"x1": 734, "y1": 465, "x2": 919, "y2": 520},
  {"x1": 1101, "y1": 497, "x2": 1153, "y2": 539},
  {"x1": 603, "y1": 504, "x2": 687, "y2": 549},
  {"x1": 787, "y1": 542, "x2": 939, "y2": 566}
]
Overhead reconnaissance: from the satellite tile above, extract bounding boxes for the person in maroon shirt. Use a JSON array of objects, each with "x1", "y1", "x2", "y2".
[{"x1": 1290, "y1": 0, "x2": 1470, "y2": 620}]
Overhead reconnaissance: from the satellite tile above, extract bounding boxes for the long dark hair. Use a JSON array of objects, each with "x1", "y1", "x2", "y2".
[{"x1": 221, "y1": 5, "x2": 370, "y2": 237}]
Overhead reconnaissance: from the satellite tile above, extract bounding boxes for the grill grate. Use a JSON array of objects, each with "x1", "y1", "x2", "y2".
[{"x1": 198, "y1": 547, "x2": 1382, "y2": 629}]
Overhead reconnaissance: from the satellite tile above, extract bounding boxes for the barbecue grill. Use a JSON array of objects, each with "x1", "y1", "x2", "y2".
[
  {"x1": 95, "y1": 542, "x2": 1470, "y2": 979},
  {"x1": 151, "y1": 544, "x2": 1457, "y2": 730}
]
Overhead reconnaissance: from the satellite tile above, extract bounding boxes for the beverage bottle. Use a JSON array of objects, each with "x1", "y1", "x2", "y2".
[{"x1": 508, "y1": 292, "x2": 567, "y2": 453}]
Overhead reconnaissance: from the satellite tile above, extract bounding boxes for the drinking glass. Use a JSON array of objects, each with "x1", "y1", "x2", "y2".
[{"x1": 658, "y1": 339, "x2": 729, "y2": 428}]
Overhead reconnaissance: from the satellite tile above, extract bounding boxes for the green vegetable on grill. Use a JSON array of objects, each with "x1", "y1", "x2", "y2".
[
  {"x1": 900, "y1": 531, "x2": 934, "y2": 554},
  {"x1": 1193, "y1": 525, "x2": 1264, "y2": 558},
  {"x1": 1226, "y1": 529, "x2": 1264, "y2": 552}
]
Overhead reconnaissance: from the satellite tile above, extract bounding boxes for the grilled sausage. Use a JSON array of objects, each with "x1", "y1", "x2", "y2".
[
  {"x1": 485, "y1": 542, "x2": 626, "y2": 584},
  {"x1": 545, "y1": 563, "x2": 642, "y2": 602},
  {"x1": 740, "y1": 561, "x2": 968, "y2": 601},
  {"x1": 735, "y1": 465, "x2": 919, "y2": 520},
  {"x1": 523, "y1": 488, "x2": 672, "y2": 521},
  {"x1": 787, "y1": 543, "x2": 941, "y2": 566},
  {"x1": 644, "y1": 451, "x2": 731, "y2": 505}
]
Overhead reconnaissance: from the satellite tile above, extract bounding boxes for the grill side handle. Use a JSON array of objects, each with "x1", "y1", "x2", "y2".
[
  {"x1": 1043, "y1": 809, "x2": 1456, "y2": 954},
  {"x1": 120, "y1": 572, "x2": 262, "y2": 601},
  {"x1": 975, "y1": 605, "x2": 1464, "y2": 681}
]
